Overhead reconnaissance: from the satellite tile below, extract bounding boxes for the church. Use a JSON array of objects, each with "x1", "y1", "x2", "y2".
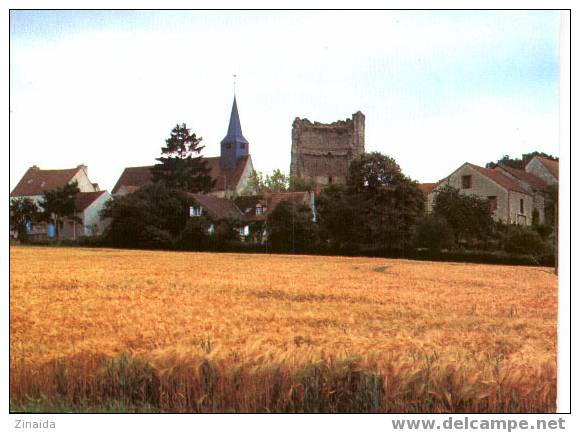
[{"x1": 112, "y1": 96, "x2": 255, "y2": 199}]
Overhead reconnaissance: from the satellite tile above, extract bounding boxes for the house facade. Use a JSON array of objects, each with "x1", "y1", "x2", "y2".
[
  {"x1": 427, "y1": 163, "x2": 536, "y2": 225},
  {"x1": 186, "y1": 191, "x2": 317, "y2": 243},
  {"x1": 525, "y1": 156, "x2": 559, "y2": 186},
  {"x1": 10, "y1": 165, "x2": 110, "y2": 241}
]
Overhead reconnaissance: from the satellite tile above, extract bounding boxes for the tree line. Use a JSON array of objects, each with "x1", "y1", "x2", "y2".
[{"x1": 10, "y1": 123, "x2": 557, "y2": 266}]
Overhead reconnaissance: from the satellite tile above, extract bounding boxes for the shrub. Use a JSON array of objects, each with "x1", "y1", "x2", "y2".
[{"x1": 415, "y1": 215, "x2": 454, "y2": 253}]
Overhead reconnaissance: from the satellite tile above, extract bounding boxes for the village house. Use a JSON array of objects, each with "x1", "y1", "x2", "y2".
[
  {"x1": 10, "y1": 164, "x2": 110, "y2": 240},
  {"x1": 112, "y1": 97, "x2": 254, "y2": 199},
  {"x1": 187, "y1": 191, "x2": 316, "y2": 243},
  {"x1": 425, "y1": 159, "x2": 558, "y2": 226}
]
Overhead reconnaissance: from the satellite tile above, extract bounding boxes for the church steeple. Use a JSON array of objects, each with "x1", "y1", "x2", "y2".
[{"x1": 220, "y1": 96, "x2": 249, "y2": 169}]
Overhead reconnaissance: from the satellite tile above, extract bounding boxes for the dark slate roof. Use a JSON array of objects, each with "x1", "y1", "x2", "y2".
[
  {"x1": 495, "y1": 165, "x2": 549, "y2": 192},
  {"x1": 220, "y1": 97, "x2": 249, "y2": 146},
  {"x1": 75, "y1": 191, "x2": 108, "y2": 212},
  {"x1": 111, "y1": 155, "x2": 251, "y2": 195},
  {"x1": 11, "y1": 166, "x2": 80, "y2": 197},
  {"x1": 188, "y1": 194, "x2": 243, "y2": 219}
]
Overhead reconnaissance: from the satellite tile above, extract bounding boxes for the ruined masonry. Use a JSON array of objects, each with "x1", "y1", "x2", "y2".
[{"x1": 290, "y1": 111, "x2": 365, "y2": 186}]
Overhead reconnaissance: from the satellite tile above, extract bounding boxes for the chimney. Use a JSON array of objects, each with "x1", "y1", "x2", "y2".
[
  {"x1": 31, "y1": 165, "x2": 39, "y2": 170},
  {"x1": 77, "y1": 164, "x2": 88, "y2": 175}
]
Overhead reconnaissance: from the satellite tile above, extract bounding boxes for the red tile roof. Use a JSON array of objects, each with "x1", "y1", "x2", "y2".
[
  {"x1": 466, "y1": 163, "x2": 530, "y2": 195},
  {"x1": 111, "y1": 166, "x2": 153, "y2": 195},
  {"x1": 75, "y1": 191, "x2": 108, "y2": 212},
  {"x1": 418, "y1": 183, "x2": 437, "y2": 195},
  {"x1": 11, "y1": 166, "x2": 81, "y2": 197},
  {"x1": 495, "y1": 165, "x2": 549, "y2": 192},
  {"x1": 188, "y1": 194, "x2": 243, "y2": 219},
  {"x1": 535, "y1": 156, "x2": 559, "y2": 180},
  {"x1": 111, "y1": 155, "x2": 251, "y2": 195}
]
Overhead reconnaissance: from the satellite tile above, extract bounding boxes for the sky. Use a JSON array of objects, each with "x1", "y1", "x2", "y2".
[{"x1": 9, "y1": 10, "x2": 561, "y2": 192}]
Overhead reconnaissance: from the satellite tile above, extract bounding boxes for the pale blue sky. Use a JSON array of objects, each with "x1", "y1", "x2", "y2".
[{"x1": 10, "y1": 10, "x2": 561, "y2": 191}]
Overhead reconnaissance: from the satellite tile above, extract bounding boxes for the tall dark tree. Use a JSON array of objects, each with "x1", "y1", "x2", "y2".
[
  {"x1": 10, "y1": 197, "x2": 39, "y2": 242},
  {"x1": 431, "y1": 185, "x2": 494, "y2": 244},
  {"x1": 151, "y1": 123, "x2": 215, "y2": 193},
  {"x1": 101, "y1": 182, "x2": 196, "y2": 249},
  {"x1": 317, "y1": 153, "x2": 424, "y2": 253},
  {"x1": 266, "y1": 201, "x2": 317, "y2": 253},
  {"x1": 38, "y1": 181, "x2": 81, "y2": 240}
]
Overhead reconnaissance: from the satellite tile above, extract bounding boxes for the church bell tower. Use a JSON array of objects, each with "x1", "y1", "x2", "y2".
[{"x1": 220, "y1": 96, "x2": 249, "y2": 169}]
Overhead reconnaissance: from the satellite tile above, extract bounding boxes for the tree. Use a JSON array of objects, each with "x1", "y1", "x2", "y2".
[
  {"x1": 347, "y1": 152, "x2": 403, "y2": 193},
  {"x1": 317, "y1": 153, "x2": 425, "y2": 253},
  {"x1": 264, "y1": 169, "x2": 289, "y2": 193},
  {"x1": 485, "y1": 151, "x2": 559, "y2": 169},
  {"x1": 10, "y1": 197, "x2": 39, "y2": 242},
  {"x1": 101, "y1": 182, "x2": 195, "y2": 249},
  {"x1": 289, "y1": 175, "x2": 315, "y2": 192},
  {"x1": 431, "y1": 185, "x2": 494, "y2": 245},
  {"x1": 415, "y1": 215, "x2": 454, "y2": 253},
  {"x1": 242, "y1": 169, "x2": 289, "y2": 195},
  {"x1": 38, "y1": 181, "x2": 81, "y2": 240},
  {"x1": 150, "y1": 123, "x2": 215, "y2": 193},
  {"x1": 242, "y1": 170, "x2": 265, "y2": 195},
  {"x1": 266, "y1": 201, "x2": 317, "y2": 253}
]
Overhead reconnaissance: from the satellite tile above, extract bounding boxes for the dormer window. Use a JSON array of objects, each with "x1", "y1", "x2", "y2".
[
  {"x1": 256, "y1": 205, "x2": 263, "y2": 215},
  {"x1": 189, "y1": 206, "x2": 203, "y2": 217}
]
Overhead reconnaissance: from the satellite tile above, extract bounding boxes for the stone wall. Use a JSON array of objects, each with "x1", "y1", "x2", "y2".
[{"x1": 290, "y1": 111, "x2": 365, "y2": 186}]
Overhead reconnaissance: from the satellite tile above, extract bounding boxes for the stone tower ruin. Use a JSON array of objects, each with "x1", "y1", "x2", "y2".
[{"x1": 290, "y1": 111, "x2": 365, "y2": 186}]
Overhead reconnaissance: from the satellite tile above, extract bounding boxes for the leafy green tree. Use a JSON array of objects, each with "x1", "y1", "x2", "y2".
[
  {"x1": 101, "y1": 182, "x2": 195, "y2": 249},
  {"x1": 38, "y1": 181, "x2": 81, "y2": 240},
  {"x1": 317, "y1": 153, "x2": 424, "y2": 253},
  {"x1": 264, "y1": 169, "x2": 289, "y2": 193},
  {"x1": 415, "y1": 215, "x2": 454, "y2": 253},
  {"x1": 348, "y1": 152, "x2": 403, "y2": 193},
  {"x1": 432, "y1": 185, "x2": 494, "y2": 244},
  {"x1": 9, "y1": 197, "x2": 39, "y2": 242},
  {"x1": 316, "y1": 185, "x2": 361, "y2": 249},
  {"x1": 289, "y1": 175, "x2": 315, "y2": 192},
  {"x1": 241, "y1": 170, "x2": 264, "y2": 195},
  {"x1": 266, "y1": 201, "x2": 317, "y2": 253},
  {"x1": 242, "y1": 169, "x2": 289, "y2": 195},
  {"x1": 151, "y1": 123, "x2": 215, "y2": 193}
]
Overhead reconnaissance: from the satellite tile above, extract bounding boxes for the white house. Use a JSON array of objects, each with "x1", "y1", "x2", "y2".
[{"x1": 10, "y1": 164, "x2": 110, "y2": 240}]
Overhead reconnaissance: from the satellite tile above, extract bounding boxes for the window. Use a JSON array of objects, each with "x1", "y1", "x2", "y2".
[
  {"x1": 255, "y1": 205, "x2": 263, "y2": 215},
  {"x1": 328, "y1": 176, "x2": 333, "y2": 184},
  {"x1": 519, "y1": 198, "x2": 524, "y2": 214},
  {"x1": 189, "y1": 206, "x2": 203, "y2": 217},
  {"x1": 461, "y1": 175, "x2": 472, "y2": 189},
  {"x1": 240, "y1": 143, "x2": 246, "y2": 149},
  {"x1": 225, "y1": 143, "x2": 232, "y2": 149},
  {"x1": 487, "y1": 196, "x2": 498, "y2": 212}
]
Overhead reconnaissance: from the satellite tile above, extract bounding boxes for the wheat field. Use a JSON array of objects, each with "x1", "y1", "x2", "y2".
[{"x1": 9, "y1": 246, "x2": 557, "y2": 412}]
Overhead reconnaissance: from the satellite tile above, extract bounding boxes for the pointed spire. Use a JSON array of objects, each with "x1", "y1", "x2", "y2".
[{"x1": 221, "y1": 96, "x2": 249, "y2": 147}]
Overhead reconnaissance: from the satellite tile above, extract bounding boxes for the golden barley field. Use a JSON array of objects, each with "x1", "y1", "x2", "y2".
[{"x1": 10, "y1": 246, "x2": 557, "y2": 413}]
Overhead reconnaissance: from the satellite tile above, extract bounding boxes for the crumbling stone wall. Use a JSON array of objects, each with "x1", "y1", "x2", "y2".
[{"x1": 290, "y1": 111, "x2": 365, "y2": 186}]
